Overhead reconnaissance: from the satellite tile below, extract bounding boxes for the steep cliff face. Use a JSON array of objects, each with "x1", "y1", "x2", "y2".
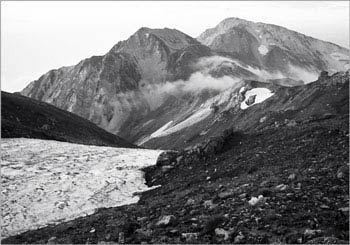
[{"x1": 21, "y1": 18, "x2": 349, "y2": 146}]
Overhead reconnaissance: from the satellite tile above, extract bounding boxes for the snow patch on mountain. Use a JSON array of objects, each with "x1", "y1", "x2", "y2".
[
  {"x1": 1, "y1": 138, "x2": 163, "y2": 238},
  {"x1": 241, "y1": 88, "x2": 274, "y2": 110},
  {"x1": 150, "y1": 121, "x2": 173, "y2": 138},
  {"x1": 258, "y1": 45, "x2": 268, "y2": 55},
  {"x1": 149, "y1": 107, "x2": 212, "y2": 139}
]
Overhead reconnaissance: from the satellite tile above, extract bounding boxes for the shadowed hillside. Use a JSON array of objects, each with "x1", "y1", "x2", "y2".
[{"x1": 1, "y1": 91, "x2": 136, "y2": 148}]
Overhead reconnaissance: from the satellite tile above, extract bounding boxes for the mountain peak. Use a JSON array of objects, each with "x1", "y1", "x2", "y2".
[
  {"x1": 111, "y1": 26, "x2": 199, "y2": 55},
  {"x1": 219, "y1": 17, "x2": 254, "y2": 27}
]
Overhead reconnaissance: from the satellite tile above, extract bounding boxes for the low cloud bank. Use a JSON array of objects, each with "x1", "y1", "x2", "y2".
[{"x1": 112, "y1": 55, "x2": 320, "y2": 111}]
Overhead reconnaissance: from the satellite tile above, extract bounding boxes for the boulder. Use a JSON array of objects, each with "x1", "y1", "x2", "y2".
[
  {"x1": 202, "y1": 136, "x2": 224, "y2": 155},
  {"x1": 245, "y1": 94, "x2": 257, "y2": 106},
  {"x1": 156, "y1": 151, "x2": 179, "y2": 167}
]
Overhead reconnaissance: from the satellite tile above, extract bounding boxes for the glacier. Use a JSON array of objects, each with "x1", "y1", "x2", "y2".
[{"x1": 1, "y1": 138, "x2": 163, "y2": 238}]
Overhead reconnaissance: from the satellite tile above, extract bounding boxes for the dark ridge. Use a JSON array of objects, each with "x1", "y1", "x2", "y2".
[{"x1": 1, "y1": 91, "x2": 137, "y2": 148}]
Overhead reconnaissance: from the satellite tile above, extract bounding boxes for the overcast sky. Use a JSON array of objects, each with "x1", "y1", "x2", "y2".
[{"x1": 1, "y1": 1, "x2": 349, "y2": 92}]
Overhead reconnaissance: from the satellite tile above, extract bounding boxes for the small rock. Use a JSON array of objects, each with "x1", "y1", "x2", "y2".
[
  {"x1": 118, "y1": 232, "x2": 125, "y2": 244},
  {"x1": 47, "y1": 237, "x2": 57, "y2": 244},
  {"x1": 248, "y1": 195, "x2": 265, "y2": 206},
  {"x1": 304, "y1": 229, "x2": 322, "y2": 237},
  {"x1": 233, "y1": 233, "x2": 245, "y2": 243},
  {"x1": 135, "y1": 229, "x2": 152, "y2": 240},
  {"x1": 288, "y1": 173, "x2": 296, "y2": 180},
  {"x1": 246, "y1": 94, "x2": 257, "y2": 106},
  {"x1": 330, "y1": 185, "x2": 341, "y2": 193},
  {"x1": 206, "y1": 176, "x2": 211, "y2": 181},
  {"x1": 176, "y1": 156, "x2": 183, "y2": 164},
  {"x1": 338, "y1": 207, "x2": 349, "y2": 213},
  {"x1": 218, "y1": 190, "x2": 234, "y2": 199},
  {"x1": 320, "y1": 204, "x2": 330, "y2": 209},
  {"x1": 161, "y1": 165, "x2": 174, "y2": 173},
  {"x1": 185, "y1": 198, "x2": 195, "y2": 206},
  {"x1": 275, "y1": 184, "x2": 288, "y2": 191},
  {"x1": 215, "y1": 228, "x2": 231, "y2": 240},
  {"x1": 295, "y1": 182, "x2": 302, "y2": 189},
  {"x1": 137, "y1": 216, "x2": 148, "y2": 222},
  {"x1": 260, "y1": 180, "x2": 269, "y2": 187},
  {"x1": 41, "y1": 124, "x2": 50, "y2": 130},
  {"x1": 259, "y1": 116, "x2": 267, "y2": 123},
  {"x1": 239, "y1": 193, "x2": 247, "y2": 199},
  {"x1": 202, "y1": 215, "x2": 226, "y2": 234},
  {"x1": 169, "y1": 229, "x2": 179, "y2": 235},
  {"x1": 336, "y1": 165, "x2": 349, "y2": 179},
  {"x1": 90, "y1": 228, "x2": 96, "y2": 233},
  {"x1": 56, "y1": 201, "x2": 66, "y2": 209},
  {"x1": 287, "y1": 120, "x2": 297, "y2": 127},
  {"x1": 204, "y1": 200, "x2": 218, "y2": 210},
  {"x1": 156, "y1": 215, "x2": 177, "y2": 227},
  {"x1": 181, "y1": 233, "x2": 199, "y2": 242}
]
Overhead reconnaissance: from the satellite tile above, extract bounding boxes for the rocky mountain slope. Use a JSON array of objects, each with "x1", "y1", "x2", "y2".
[
  {"x1": 4, "y1": 72, "x2": 349, "y2": 244},
  {"x1": 20, "y1": 18, "x2": 349, "y2": 149},
  {"x1": 143, "y1": 71, "x2": 349, "y2": 150},
  {"x1": 1, "y1": 91, "x2": 135, "y2": 148},
  {"x1": 198, "y1": 17, "x2": 349, "y2": 76}
]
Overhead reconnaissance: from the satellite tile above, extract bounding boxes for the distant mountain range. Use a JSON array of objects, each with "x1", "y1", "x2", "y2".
[{"x1": 19, "y1": 17, "x2": 349, "y2": 149}]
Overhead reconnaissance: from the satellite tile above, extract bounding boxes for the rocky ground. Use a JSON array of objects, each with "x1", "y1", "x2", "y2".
[{"x1": 3, "y1": 113, "x2": 349, "y2": 244}]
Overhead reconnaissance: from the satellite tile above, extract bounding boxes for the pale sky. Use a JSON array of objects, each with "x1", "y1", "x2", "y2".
[{"x1": 1, "y1": 1, "x2": 349, "y2": 92}]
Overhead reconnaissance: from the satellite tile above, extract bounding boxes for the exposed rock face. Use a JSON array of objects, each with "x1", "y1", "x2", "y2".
[
  {"x1": 20, "y1": 18, "x2": 349, "y2": 147},
  {"x1": 198, "y1": 17, "x2": 349, "y2": 74}
]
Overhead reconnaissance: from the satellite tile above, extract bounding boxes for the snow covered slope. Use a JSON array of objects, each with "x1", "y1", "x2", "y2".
[{"x1": 1, "y1": 138, "x2": 163, "y2": 238}]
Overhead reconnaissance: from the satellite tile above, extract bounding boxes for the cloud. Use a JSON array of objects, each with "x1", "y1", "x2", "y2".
[{"x1": 288, "y1": 64, "x2": 319, "y2": 83}]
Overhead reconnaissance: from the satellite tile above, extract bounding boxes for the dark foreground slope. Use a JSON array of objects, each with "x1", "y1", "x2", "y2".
[
  {"x1": 1, "y1": 91, "x2": 136, "y2": 148},
  {"x1": 3, "y1": 113, "x2": 348, "y2": 244}
]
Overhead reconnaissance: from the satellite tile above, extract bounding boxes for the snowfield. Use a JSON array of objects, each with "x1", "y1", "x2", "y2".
[
  {"x1": 1, "y1": 138, "x2": 163, "y2": 238},
  {"x1": 241, "y1": 88, "x2": 275, "y2": 110},
  {"x1": 258, "y1": 45, "x2": 269, "y2": 55}
]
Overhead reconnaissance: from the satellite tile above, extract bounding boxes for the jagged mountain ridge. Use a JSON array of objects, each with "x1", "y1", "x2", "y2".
[{"x1": 20, "y1": 18, "x2": 349, "y2": 147}]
